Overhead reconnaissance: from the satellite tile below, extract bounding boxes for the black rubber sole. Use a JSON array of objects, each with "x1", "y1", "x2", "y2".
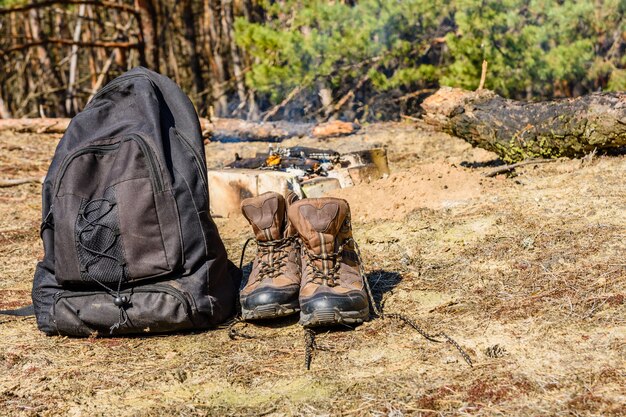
[
  {"x1": 299, "y1": 306, "x2": 369, "y2": 327},
  {"x1": 241, "y1": 301, "x2": 300, "y2": 320}
]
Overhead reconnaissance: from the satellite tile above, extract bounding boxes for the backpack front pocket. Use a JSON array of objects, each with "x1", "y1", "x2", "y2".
[
  {"x1": 53, "y1": 135, "x2": 183, "y2": 285},
  {"x1": 52, "y1": 284, "x2": 194, "y2": 336}
]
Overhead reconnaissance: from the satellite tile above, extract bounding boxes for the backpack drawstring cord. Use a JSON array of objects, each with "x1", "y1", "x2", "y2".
[{"x1": 76, "y1": 197, "x2": 129, "y2": 335}]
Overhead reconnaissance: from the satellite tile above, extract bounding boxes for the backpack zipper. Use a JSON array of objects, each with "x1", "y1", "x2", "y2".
[
  {"x1": 88, "y1": 73, "x2": 149, "y2": 104},
  {"x1": 54, "y1": 135, "x2": 164, "y2": 196},
  {"x1": 174, "y1": 130, "x2": 208, "y2": 195},
  {"x1": 54, "y1": 284, "x2": 192, "y2": 317},
  {"x1": 53, "y1": 142, "x2": 121, "y2": 196},
  {"x1": 128, "y1": 134, "x2": 163, "y2": 192}
]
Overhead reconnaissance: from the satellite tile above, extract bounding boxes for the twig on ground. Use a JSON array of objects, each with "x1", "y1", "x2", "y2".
[
  {"x1": 400, "y1": 114, "x2": 435, "y2": 130},
  {"x1": 580, "y1": 148, "x2": 597, "y2": 167},
  {"x1": 400, "y1": 114, "x2": 420, "y2": 122},
  {"x1": 483, "y1": 158, "x2": 556, "y2": 177},
  {"x1": 0, "y1": 177, "x2": 42, "y2": 187},
  {"x1": 478, "y1": 60, "x2": 488, "y2": 90}
]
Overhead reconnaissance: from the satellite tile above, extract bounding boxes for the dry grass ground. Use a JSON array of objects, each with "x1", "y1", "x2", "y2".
[{"x1": 1, "y1": 123, "x2": 624, "y2": 416}]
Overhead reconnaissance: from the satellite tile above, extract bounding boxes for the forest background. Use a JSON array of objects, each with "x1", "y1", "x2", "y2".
[{"x1": 0, "y1": 0, "x2": 625, "y2": 122}]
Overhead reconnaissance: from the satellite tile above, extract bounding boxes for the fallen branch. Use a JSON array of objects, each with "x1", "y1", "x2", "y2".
[
  {"x1": 0, "y1": 1, "x2": 139, "y2": 16},
  {"x1": 483, "y1": 158, "x2": 557, "y2": 177},
  {"x1": 0, "y1": 118, "x2": 308, "y2": 141},
  {"x1": 400, "y1": 114, "x2": 420, "y2": 122},
  {"x1": 0, "y1": 177, "x2": 42, "y2": 187},
  {"x1": 0, "y1": 117, "x2": 360, "y2": 141},
  {"x1": 400, "y1": 114, "x2": 434, "y2": 131},
  {"x1": 421, "y1": 87, "x2": 626, "y2": 162},
  {"x1": 205, "y1": 118, "x2": 312, "y2": 141},
  {"x1": 333, "y1": 72, "x2": 371, "y2": 113},
  {"x1": 0, "y1": 118, "x2": 211, "y2": 134},
  {"x1": 0, "y1": 118, "x2": 71, "y2": 133},
  {"x1": 261, "y1": 86, "x2": 303, "y2": 122},
  {"x1": 1, "y1": 39, "x2": 142, "y2": 56}
]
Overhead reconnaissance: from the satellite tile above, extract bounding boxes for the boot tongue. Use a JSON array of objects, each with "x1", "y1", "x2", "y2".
[
  {"x1": 241, "y1": 193, "x2": 286, "y2": 242},
  {"x1": 294, "y1": 200, "x2": 347, "y2": 272}
]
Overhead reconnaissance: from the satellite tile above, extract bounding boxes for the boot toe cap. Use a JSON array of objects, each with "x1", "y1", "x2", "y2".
[
  {"x1": 241, "y1": 284, "x2": 299, "y2": 310},
  {"x1": 300, "y1": 289, "x2": 369, "y2": 315}
]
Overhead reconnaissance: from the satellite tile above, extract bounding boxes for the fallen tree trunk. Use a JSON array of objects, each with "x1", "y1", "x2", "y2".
[
  {"x1": 0, "y1": 177, "x2": 43, "y2": 187},
  {"x1": 0, "y1": 118, "x2": 215, "y2": 135},
  {"x1": 0, "y1": 118, "x2": 356, "y2": 141},
  {"x1": 203, "y1": 118, "x2": 311, "y2": 142},
  {"x1": 421, "y1": 87, "x2": 626, "y2": 162},
  {"x1": 0, "y1": 118, "x2": 71, "y2": 134}
]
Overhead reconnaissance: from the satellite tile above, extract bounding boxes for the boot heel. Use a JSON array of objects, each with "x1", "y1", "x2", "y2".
[
  {"x1": 313, "y1": 308, "x2": 337, "y2": 324},
  {"x1": 241, "y1": 301, "x2": 300, "y2": 320},
  {"x1": 300, "y1": 307, "x2": 369, "y2": 327}
]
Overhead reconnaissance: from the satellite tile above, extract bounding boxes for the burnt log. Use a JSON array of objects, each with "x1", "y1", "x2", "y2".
[
  {"x1": 0, "y1": 117, "x2": 290, "y2": 138},
  {"x1": 0, "y1": 118, "x2": 71, "y2": 134},
  {"x1": 0, "y1": 118, "x2": 357, "y2": 141},
  {"x1": 204, "y1": 118, "x2": 311, "y2": 142},
  {"x1": 421, "y1": 87, "x2": 626, "y2": 162}
]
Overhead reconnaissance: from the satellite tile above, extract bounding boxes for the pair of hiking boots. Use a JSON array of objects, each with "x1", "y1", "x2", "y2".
[{"x1": 239, "y1": 192, "x2": 370, "y2": 327}]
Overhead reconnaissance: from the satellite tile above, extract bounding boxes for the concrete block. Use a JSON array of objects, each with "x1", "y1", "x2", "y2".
[
  {"x1": 258, "y1": 170, "x2": 302, "y2": 197},
  {"x1": 207, "y1": 169, "x2": 300, "y2": 217},
  {"x1": 341, "y1": 148, "x2": 390, "y2": 176},
  {"x1": 326, "y1": 168, "x2": 354, "y2": 188},
  {"x1": 347, "y1": 164, "x2": 381, "y2": 185},
  {"x1": 301, "y1": 177, "x2": 342, "y2": 198}
]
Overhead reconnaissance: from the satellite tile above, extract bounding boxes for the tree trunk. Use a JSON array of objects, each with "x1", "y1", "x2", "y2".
[
  {"x1": 135, "y1": 0, "x2": 158, "y2": 70},
  {"x1": 421, "y1": 87, "x2": 626, "y2": 162},
  {"x1": 204, "y1": 0, "x2": 228, "y2": 116},
  {"x1": 0, "y1": 95, "x2": 11, "y2": 119},
  {"x1": 182, "y1": 0, "x2": 204, "y2": 99},
  {"x1": 65, "y1": 3, "x2": 86, "y2": 115},
  {"x1": 221, "y1": 0, "x2": 246, "y2": 110}
]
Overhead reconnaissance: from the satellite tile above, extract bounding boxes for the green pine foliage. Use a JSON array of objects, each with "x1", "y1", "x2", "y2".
[
  {"x1": 443, "y1": 0, "x2": 623, "y2": 96},
  {"x1": 0, "y1": 0, "x2": 27, "y2": 6},
  {"x1": 235, "y1": 0, "x2": 451, "y2": 102},
  {"x1": 235, "y1": 0, "x2": 626, "y2": 112}
]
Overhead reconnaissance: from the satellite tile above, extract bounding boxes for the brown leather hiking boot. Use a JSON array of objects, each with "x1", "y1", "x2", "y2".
[
  {"x1": 288, "y1": 197, "x2": 370, "y2": 327},
  {"x1": 239, "y1": 191, "x2": 300, "y2": 319}
]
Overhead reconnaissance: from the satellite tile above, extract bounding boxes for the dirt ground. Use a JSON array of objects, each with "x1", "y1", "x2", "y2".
[{"x1": 1, "y1": 123, "x2": 624, "y2": 416}]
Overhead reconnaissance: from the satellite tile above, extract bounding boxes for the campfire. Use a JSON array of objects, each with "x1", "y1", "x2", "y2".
[{"x1": 207, "y1": 145, "x2": 390, "y2": 217}]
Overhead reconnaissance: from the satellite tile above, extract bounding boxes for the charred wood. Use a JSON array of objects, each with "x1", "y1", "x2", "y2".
[{"x1": 0, "y1": 118, "x2": 358, "y2": 142}]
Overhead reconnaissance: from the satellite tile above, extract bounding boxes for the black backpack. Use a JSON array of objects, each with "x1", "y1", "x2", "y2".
[{"x1": 29, "y1": 67, "x2": 239, "y2": 336}]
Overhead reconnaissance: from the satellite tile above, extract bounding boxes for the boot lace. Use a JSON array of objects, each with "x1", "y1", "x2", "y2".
[
  {"x1": 303, "y1": 238, "x2": 473, "y2": 370},
  {"x1": 228, "y1": 235, "x2": 296, "y2": 339},
  {"x1": 230, "y1": 235, "x2": 474, "y2": 370},
  {"x1": 256, "y1": 237, "x2": 295, "y2": 280},
  {"x1": 302, "y1": 240, "x2": 350, "y2": 287}
]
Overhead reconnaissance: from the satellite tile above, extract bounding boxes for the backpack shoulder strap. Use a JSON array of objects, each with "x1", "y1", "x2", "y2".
[{"x1": 0, "y1": 305, "x2": 35, "y2": 316}]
